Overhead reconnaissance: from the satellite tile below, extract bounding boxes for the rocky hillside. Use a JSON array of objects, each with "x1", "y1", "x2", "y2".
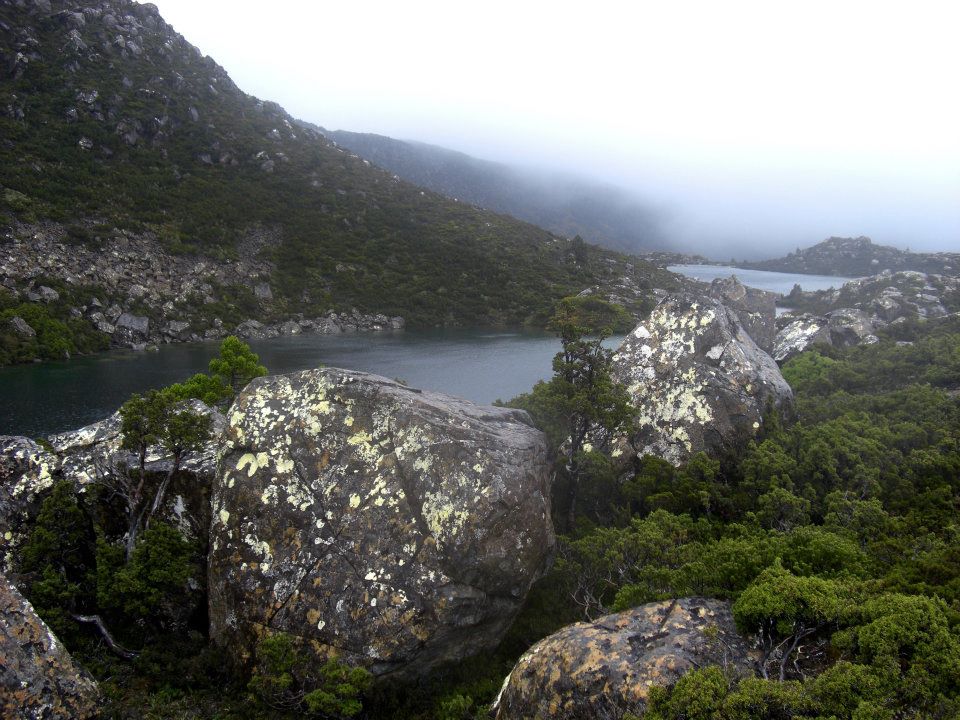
[
  {"x1": 0, "y1": 0, "x2": 677, "y2": 363},
  {"x1": 739, "y1": 236, "x2": 959, "y2": 277},
  {"x1": 322, "y1": 129, "x2": 665, "y2": 255}
]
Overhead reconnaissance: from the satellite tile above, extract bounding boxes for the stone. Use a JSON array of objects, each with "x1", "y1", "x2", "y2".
[
  {"x1": 87, "y1": 312, "x2": 115, "y2": 335},
  {"x1": 26, "y1": 285, "x2": 59, "y2": 303},
  {"x1": 708, "y1": 276, "x2": 777, "y2": 354},
  {"x1": 235, "y1": 319, "x2": 271, "y2": 340},
  {"x1": 113, "y1": 312, "x2": 149, "y2": 345},
  {"x1": 8, "y1": 315, "x2": 35, "y2": 338},
  {"x1": 47, "y1": 400, "x2": 224, "y2": 547},
  {"x1": 209, "y1": 368, "x2": 554, "y2": 681},
  {"x1": 494, "y1": 598, "x2": 755, "y2": 720},
  {"x1": 825, "y1": 308, "x2": 878, "y2": 347},
  {"x1": 0, "y1": 437, "x2": 60, "y2": 574},
  {"x1": 0, "y1": 573, "x2": 101, "y2": 719},
  {"x1": 163, "y1": 319, "x2": 191, "y2": 340},
  {"x1": 772, "y1": 314, "x2": 832, "y2": 363},
  {"x1": 612, "y1": 294, "x2": 793, "y2": 466},
  {"x1": 278, "y1": 320, "x2": 301, "y2": 335},
  {"x1": 254, "y1": 282, "x2": 273, "y2": 301}
]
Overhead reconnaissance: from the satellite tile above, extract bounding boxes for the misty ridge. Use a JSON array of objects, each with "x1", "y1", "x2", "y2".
[{"x1": 321, "y1": 128, "x2": 668, "y2": 256}]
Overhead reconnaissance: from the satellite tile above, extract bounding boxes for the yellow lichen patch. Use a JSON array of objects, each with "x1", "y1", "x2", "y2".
[
  {"x1": 218, "y1": 509, "x2": 230, "y2": 525},
  {"x1": 349, "y1": 494, "x2": 361, "y2": 509},
  {"x1": 344, "y1": 416, "x2": 354, "y2": 427}
]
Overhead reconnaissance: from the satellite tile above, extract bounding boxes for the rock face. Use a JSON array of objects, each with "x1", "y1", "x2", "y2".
[
  {"x1": 0, "y1": 437, "x2": 60, "y2": 573},
  {"x1": 612, "y1": 294, "x2": 793, "y2": 466},
  {"x1": 209, "y1": 368, "x2": 554, "y2": 681},
  {"x1": 0, "y1": 573, "x2": 101, "y2": 719},
  {"x1": 708, "y1": 276, "x2": 777, "y2": 354},
  {"x1": 0, "y1": 401, "x2": 223, "y2": 573},
  {"x1": 494, "y1": 598, "x2": 755, "y2": 720}
]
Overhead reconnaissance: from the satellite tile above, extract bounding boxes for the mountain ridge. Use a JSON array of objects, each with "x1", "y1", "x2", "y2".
[
  {"x1": 322, "y1": 127, "x2": 666, "y2": 255},
  {"x1": 0, "y1": 0, "x2": 677, "y2": 364}
]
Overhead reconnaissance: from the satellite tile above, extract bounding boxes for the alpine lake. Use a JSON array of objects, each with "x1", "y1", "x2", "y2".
[{"x1": 1, "y1": 266, "x2": 855, "y2": 438}]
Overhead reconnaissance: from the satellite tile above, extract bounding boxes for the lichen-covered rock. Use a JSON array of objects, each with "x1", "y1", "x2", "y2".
[
  {"x1": 0, "y1": 437, "x2": 60, "y2": 573},
  {"x1": 773, "y1": 308, "x2": 879, "y2": 363},
  {"x1": 209, "y1": 368, "x2": 553, "y2": 681},
  {"x1": 0, "y1": 573, "x2": 101, "y2": 719},
  {"x1": 708, "y1": 276, "x2": 777, "y2": 354},
  {"x1": 772, "y1": 313, "x2": 832, "y2": 363},
  {"x1": 493, "y1": 598, "x2": 755, "y2": 720},
  {"x1": 612, "y1": 294, "x2": 793, "y2": 466}
]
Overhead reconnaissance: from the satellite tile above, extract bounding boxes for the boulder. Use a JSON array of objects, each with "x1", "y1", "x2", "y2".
[
  {"x1": 209, "y1": 368, "x2": 554, "y2": 681},
  {"x1": 87, "y1": 311, "x2": 115, "y2": 335},
  {"x1": 1, "y1": 574, "x2": 101, "y2": 718},
  {"x1": 708, "y1": 276, "x2": 777, "y2": 354},
  {"x1": 26, "y1": 285, "x2": 59, "y2": 303},
  {"x1": 47, "y1": 400, "x2": 225, "y2": 546},
  {"x1": 163, "y1": 319, "x2": 192, "y2": 340},
  {"x1": 8, "y1": 315, "x2": 36, "y2": 338},
  {"x1": 0, "y1": 437, "x2": 60, "y2": 574},
  {"x1": 494, "y1": 598, "x2": 755, "y2": 720},
  {"x1": 825, "y1": 308, "x2": 878, "y2": 347},
  {"x1": 772, "y1": 314, "x2": 832, "y2": 363},
  {"x1": 113, "y1": 312, "x2": 149, "y2": 345},
  {"x1": 612, "y1": 294, "x2": 793, "y2": 466}
]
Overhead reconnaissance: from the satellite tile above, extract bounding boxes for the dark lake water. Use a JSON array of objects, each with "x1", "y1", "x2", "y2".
[{"x1": 1, "y1": 330, "x2": 617, "y2": 439}]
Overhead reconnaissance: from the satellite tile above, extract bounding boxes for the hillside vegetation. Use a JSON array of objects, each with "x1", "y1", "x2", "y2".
[{"x1": 0, "y1": 0, "x2": 675, "y2": 334}]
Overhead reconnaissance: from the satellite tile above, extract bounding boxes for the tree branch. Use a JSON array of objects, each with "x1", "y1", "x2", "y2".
[{"x1": 71, "y1": 614, "x2": 137, "y2": 659}]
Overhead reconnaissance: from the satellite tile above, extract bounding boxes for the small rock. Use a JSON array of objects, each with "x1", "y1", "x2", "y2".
[{"x1": 7, "y1": 316, "x2": 35, "y2": 338}]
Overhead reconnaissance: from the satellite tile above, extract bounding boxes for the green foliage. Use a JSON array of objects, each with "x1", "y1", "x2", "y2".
[
  {"x1": 97, "y1": 523, "x2": 197, "y2": 635},
  {"x1": 208, "y1": 335, "x2": 267, "y2": 394},
  {"x1": 248, "y1": 633, "x2": 372, "y2": 718}
]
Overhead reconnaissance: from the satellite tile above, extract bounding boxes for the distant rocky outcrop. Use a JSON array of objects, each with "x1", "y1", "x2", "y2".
[
  {"x1": 493, "y1": 598, "x2": 755, "y2": 720},
  {"x1": 0, "y1": 401, "x2": 223, "y2": 573},
  {"x1": 0, "y1": 573, "x2": 101, "y2": 719},
  {"x1": 773, "y1": 271, "x2": 960, "y2": 362},
  {"x1": 741, "y1": 236, "x2": 960, "y2": 277},
  {"x1": 208, "y1": 368, "x2": 554, "y2": 681},
  {"x1": 612, "y1": 294, "x2": 793, "y2": 465}
]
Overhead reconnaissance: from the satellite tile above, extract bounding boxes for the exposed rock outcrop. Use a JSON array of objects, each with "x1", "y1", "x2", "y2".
[
  {"x1": 208, "y1": 368, "x2": 554, "y2": 681},
  {"x1": 1, "y1": 401, "x2": 223, "y2": 573},
  {"x1": 708, "y1": 276, "x2": 777, "y2": 353},
  {"x1": 0, "y1": 573, "x2": 101, "y2": 719},
  {"x1": 0, "y1": 437, "x2": 60, "y2": 573},
  {"x1": 494, "y1": 598, "x2": 755, "y2": 720},
  {"x1": 773, "y1": 270, "x2": 959, "y2": 362},
  {"x1": 612, "y1": 294, "x2": 793, "y2": 465}
]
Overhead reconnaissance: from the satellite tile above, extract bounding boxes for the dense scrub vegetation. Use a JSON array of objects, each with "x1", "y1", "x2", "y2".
[
  {"x1": 15, "y1": 314, "x2": 960, "y2": 718},
  {"x1": 0, "y1": 280, "x2": 110, "y2": 364}
]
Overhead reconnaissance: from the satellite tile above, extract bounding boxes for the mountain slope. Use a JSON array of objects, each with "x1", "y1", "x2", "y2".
[
  {"x1": 323, "y1": 129, "x2": 665, "y2": 255},
  {"x1": 739, "y1": 237, "x2": 959, "y2": 277},
  {"x1": 0, "y1": 0, "x2": 676, "y2": 337}
]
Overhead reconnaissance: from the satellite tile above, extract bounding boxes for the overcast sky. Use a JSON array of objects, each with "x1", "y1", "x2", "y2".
[{"x1": 148, "y1": 0, "x2": 958, "y2": 258}]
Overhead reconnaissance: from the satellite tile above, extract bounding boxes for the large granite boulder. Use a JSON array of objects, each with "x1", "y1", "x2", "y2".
[
  {"x1": 0, "y1": 573, "x2": 101, "y2": 719},
  {"x1": 494, "y1": 598, "x2": 755, "y2": 720},
  {"x1": 708, "y1": 276, "x2": 777, "y2": 354},
  {"x1": 209, "y1": 368, "x2": 554, "y2": 681},
  {"x1": 612, "y1": 294, "x2": 793, "y2": 466}
]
